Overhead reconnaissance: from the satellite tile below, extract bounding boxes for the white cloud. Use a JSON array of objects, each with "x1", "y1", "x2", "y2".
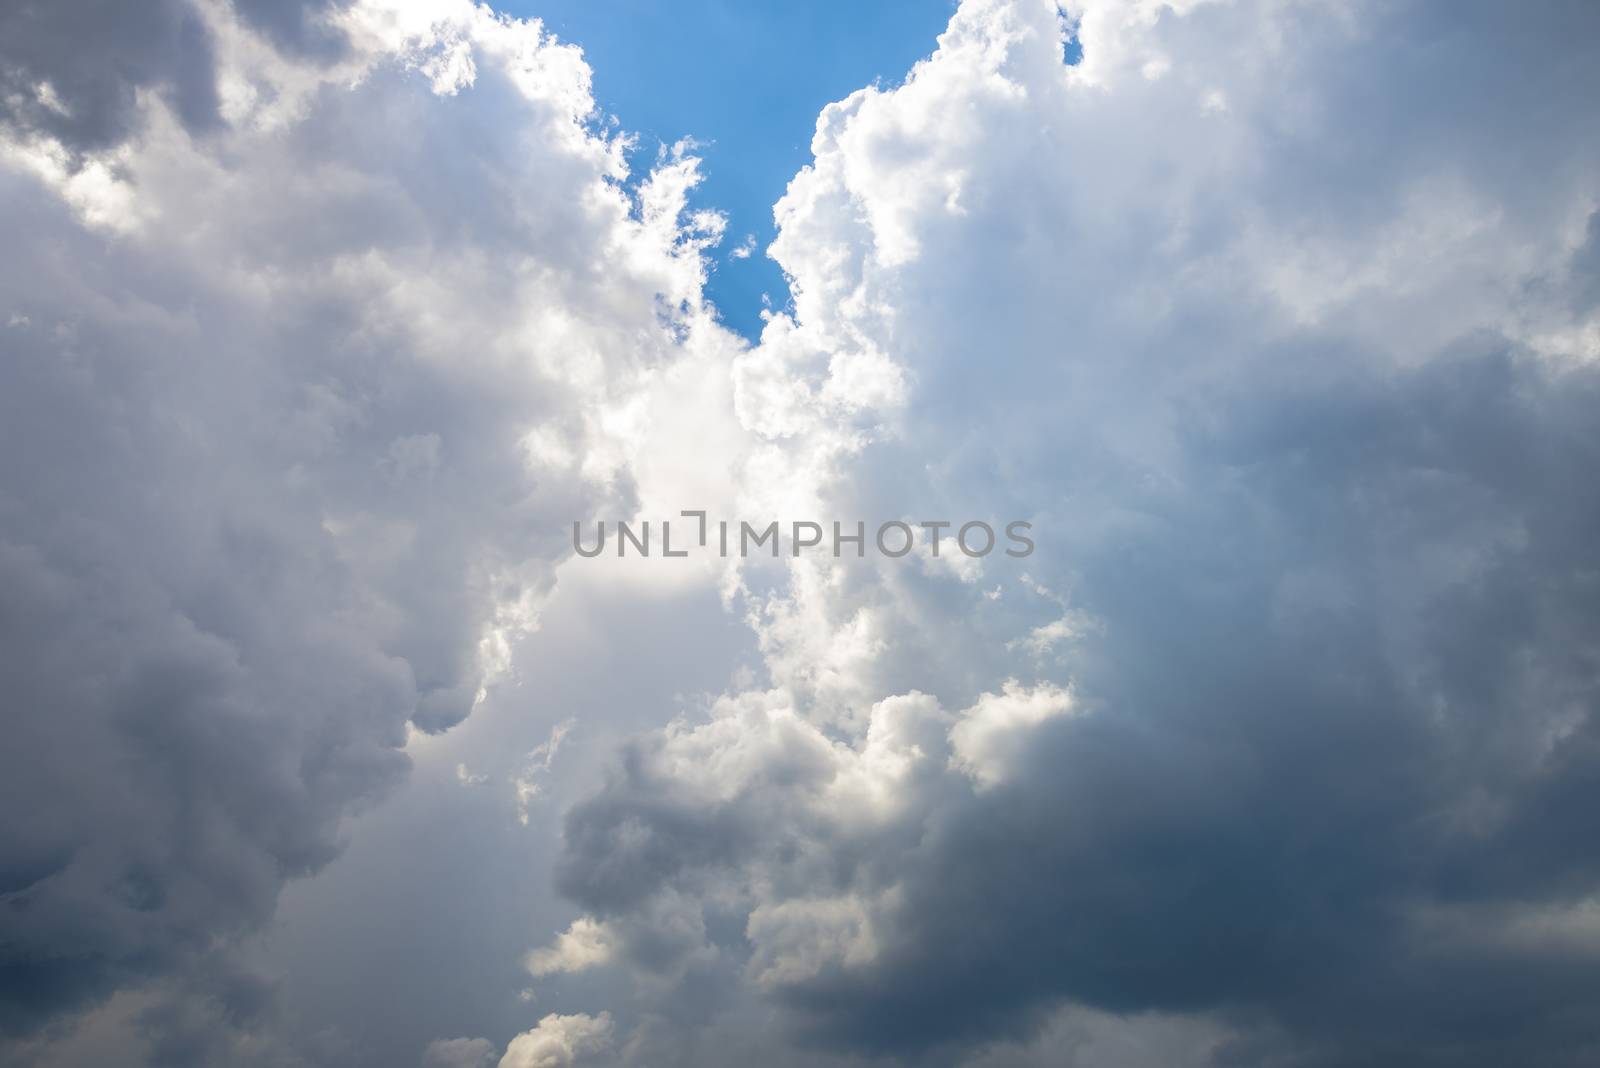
[
  {"x1": 548, "y1": 0, "x2": 1600, "y2": 1062},
  {"x1": 745, "y1": 895, "x2": 882, "y2": 990},
  {"x1": 949, "y1": 680, "x2": 1077, "y2": 788},
  {"x1": 497, "y1": 1013, "x2": 612, "y2": 1068},
  {"x1": 7, "y1": 0, "x2": 1600, "y2": 1064},
  {"x1": 525, "y1": 917, "x2": 617, "y2": 978},
  {"x1": 0, "y1": 0, "x2": 733, "y2": 1053}
]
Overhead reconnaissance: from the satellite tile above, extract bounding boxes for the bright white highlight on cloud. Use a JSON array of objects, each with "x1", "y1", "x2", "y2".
[
  {"x1": 497, "y1": 1012, "x2": 612, "y2": 1068},
  {"x1": 949, "y1": 679, "x2": 1076, "y2": 788},
  {"x1": 525, "y1": 917, "x2": 616, "y2": 978}
]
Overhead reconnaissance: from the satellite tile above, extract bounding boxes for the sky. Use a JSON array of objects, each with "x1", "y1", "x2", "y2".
[
  {"x1": 508, "y1": 0, "x2": 958, "y2": 338},
  {"x1": 2, "y1": 2, "x2": 1600, "y2": 1068}
]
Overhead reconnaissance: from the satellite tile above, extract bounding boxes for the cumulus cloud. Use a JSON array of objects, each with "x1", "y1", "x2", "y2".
[
  {"x1": 7, "y1": 0, "x2": 1600, "y2": 1065},
  {"x1": 497, "y1": 1012, "x2": 612, "y2": 1068},
  {"x1": 948, "y1": 679, "x2": 1075, "y2": 788},
  {"x1": 525, "y1": 918, "x2": 617, "y2": 978},
  {"x1": 0, "y1": 0, "x2": 729, "y2": 1054},
  {"x1": 546, "y1": 0, "x2": 1600, "y2": 1064}
]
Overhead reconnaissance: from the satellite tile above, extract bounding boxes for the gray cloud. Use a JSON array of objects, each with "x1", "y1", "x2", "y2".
[
  {"x1": 422, "y1": 1036, "x2": 497, "y2": 1068},
  {"x1": 0, "y1": 3, "x2": 719, "y2": 1057},
  {"x1": 0, "y1": 0, "x2": 220, "y2": 149},
  {"x1": 0, "y1": 0, "x2": 352, "y2": 152},
  {"x1": 6, "y1": 1, "x2": 1600, "y2": 1065},
  {"x1": 548, "y1": 1, "x2": 1600, "y2": 1064},
  {"x1": 556, "y1": 341, "x2": 1600, "y2": 1067}
]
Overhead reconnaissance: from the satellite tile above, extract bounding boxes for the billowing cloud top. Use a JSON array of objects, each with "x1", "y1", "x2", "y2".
[{"x1": 3, "y1": 1, "x2": 1600, "y2": 1066}]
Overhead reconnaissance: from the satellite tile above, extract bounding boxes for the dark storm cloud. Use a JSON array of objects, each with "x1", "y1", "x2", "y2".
[
  {"x1": 543, "y1": 4, "x2": 1600, "y2": 1058},
  {"x1": 0, "y1": 0, "x2": 349, "y2": 151},
  {"x1": 0, "y1": 195, "x2": 412, "y2": 1028},
  {"x1": 556, "y1": 336, "x2": 1600, "y2": 1068},
  {"x1": 5, "y1": 0, "x2": 1600, "y2": 1064},
  {"x1": 1571, "y1": 213, "x2": 1600, "y2": 314},
  {"x1": 232, "y1": 0, "x2": 350, "y2": 59},
  {"x1": 828, "y1": 355, "x2": 1600, "y2": 1064},
  {"x1": 0, "y1": 4, "x2": 699, "y2": 1051}
]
